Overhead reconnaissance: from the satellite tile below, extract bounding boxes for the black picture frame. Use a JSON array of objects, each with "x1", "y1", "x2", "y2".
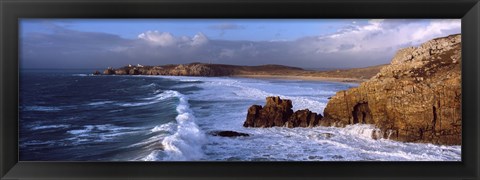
[{"x1": 1, "y1": 0, "x2": 479, "y2": 179}]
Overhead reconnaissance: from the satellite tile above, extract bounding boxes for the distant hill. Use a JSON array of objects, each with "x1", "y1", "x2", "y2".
[{"x1": 98, "y1": 62, "x2": 385, "y2": 82}]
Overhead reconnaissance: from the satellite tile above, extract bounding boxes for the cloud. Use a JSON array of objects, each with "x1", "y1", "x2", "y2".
[
  {"x1": 138, "y1": 31, "x2": 209, "y2": 47},
  {"x1": 190, "y1": 32, "x2": 209, "y2": 46},
  {"x1": 301, "y1": 19, "x2": 460, "y2": 54},
  {"x1": 219, "y1": 49, "x2": 235, "y2": 58},
  {"x1": 411, "y1": 19, "x2": 461, "y2": 41},
  {"x1": 21, "y1": 19, "x2": 461, "y2": 69},
  {"x1": 138, "y1": 31, "x2": 176, "y2": 46}
]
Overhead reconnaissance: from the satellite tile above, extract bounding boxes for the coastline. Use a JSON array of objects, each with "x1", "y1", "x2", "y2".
[{"x1": 232, "y1": 74, "x2": 367, "y2": 83}]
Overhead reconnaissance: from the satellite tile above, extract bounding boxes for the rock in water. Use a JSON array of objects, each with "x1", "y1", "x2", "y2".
[
  {"x1": 243, "y1": 96, "x2": 293, "y2": 127},
  {"x1": 323, "y1": 34, "x2": 461, "y2": 145},
  {"x1": 243, "y1": 105, "x2": 263, "y2": 127},
  {"x1": 243, "y1": 96, "x2": 323, "y2": 128},
  {"x1": 286, "y1": 109, "x2": 323, "y2": 128},
  {"x1": 210, "y1": 131, "x2": 250, "y2": 137},
  {"x1": 93, "y1": 71, "x2": 101, "y2": 75}
]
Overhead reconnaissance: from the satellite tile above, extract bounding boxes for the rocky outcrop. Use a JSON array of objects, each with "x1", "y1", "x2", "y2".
[
  {"x1": 243, "y1": 96, "x2": 323, "y2": 128},
  {"x1": 103, "y1": 68, "x2": 115, "y2": 75},
  {"x1": 323, "y1": 34, "x2": 461, "y2": 145},
  {"x1": 286, "y1": 109, "x2": 323, "y2": 128}
]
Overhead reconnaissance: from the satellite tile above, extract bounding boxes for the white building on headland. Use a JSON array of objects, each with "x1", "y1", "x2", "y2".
[
  {"x1": 137, "y1": 64, "x2": 144, "y2": 67},
  {"x1": 128, "y1": 64, "x2": 132, "y2": 67}
]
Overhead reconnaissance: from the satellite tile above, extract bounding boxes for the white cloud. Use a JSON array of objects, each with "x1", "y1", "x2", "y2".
[
  {"x1": 138, "y1": 31, "x2": 209, "y2": 47},
  {"x1": 191, "y1": 32, "x2": 208, "y2": 46},
  {"x1": 138, "y1": 31, "x2": 176, "y2": 47},
  {"x1": 411, "y1": 19, "x2": 461, "y2": 41},
  {"x1": 308, "y1": 19, "x2": 460, "y2": 53}
]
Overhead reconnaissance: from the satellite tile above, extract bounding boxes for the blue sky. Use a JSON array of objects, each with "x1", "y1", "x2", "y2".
[
  {"x1": 20, "y1": 19, "x2": 460, "y2": 69},
  {"x1": 21, "y1": 19, "x2": 372, "y2": 41}
]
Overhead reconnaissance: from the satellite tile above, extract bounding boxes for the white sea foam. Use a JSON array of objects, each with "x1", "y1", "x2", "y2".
[
  {"x1": 87, "y1": 101, "x2": 115, "y2": 106},
  {"x1": 118, "y1": 90, "x2": 178, "y2": 107},
  {"x1": 159, "y1": 91, "x2": 206, "y2": 161},
  {"x1": 151, "y1": 122, "x2": 177, "y2": 133},
  {"x1": 24, "y1": 106, "x2": 62, "y2": 112},
  {"x1": 67, "y1": 125, "x2": 95, "y2": 135},
  {"x1": 30, "y1": 124, "x2": 70, "y2": 130},
  {"x1": 66, "y1": 124, "x2": 145, "y2": 143},
  {"x1": 136, "y1": 90, "x2": 206, "y2": 161},
  {"x1": 141, "y1": 83, "x2": 157, "y2": 88},
  {"x1": 339, "y1": 124, "x2": 383, "y2": 140}
]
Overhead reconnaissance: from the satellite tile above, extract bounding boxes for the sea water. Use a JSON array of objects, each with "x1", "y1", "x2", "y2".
[{"x1": 19, "y1": 69, "x2": 461, "y2": 161}]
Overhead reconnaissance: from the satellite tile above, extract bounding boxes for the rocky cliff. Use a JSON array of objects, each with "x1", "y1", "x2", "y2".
[
  {"x1": 243, "y1": 96, "x2": 323, "y2": 128},
  {"x1": 323, "y1": 34, "x2": 462, "y2": 145}
]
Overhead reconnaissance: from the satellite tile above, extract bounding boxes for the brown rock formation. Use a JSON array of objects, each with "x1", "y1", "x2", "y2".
[
  {"x1": 243, "y1": 96, "x2": 323, "y2": 128},
  {"x1": 243, "y1": 97, "x2": 294, "y2": 127},
  {"x1": 286, "y1": 109, "x2": 323, "y2": 128},
  {"x1": 323, "y1": 34, "x2": 461, "y2": 145}
]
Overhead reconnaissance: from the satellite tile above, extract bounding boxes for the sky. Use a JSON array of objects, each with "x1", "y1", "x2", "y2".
[{"x1": 20, "y1": 19, "x2": 461, "y2": 69}]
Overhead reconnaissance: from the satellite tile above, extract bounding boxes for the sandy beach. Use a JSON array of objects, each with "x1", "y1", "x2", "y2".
[{"x1": 232, "y1": 74, "x2": 366, "y2": 83}]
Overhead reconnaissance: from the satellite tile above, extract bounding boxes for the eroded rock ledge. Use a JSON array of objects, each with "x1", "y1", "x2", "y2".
[
  {"x1": 243, "y1": 96, "x2": 324, "y2": 128},
  {"x1": 323, "y1": 34, "x2": 461, "y2": 145}
]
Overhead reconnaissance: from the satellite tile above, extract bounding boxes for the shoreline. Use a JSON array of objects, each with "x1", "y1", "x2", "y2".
[{"x1": 232, "y1": 74, "x2": 367, "y2": 83}]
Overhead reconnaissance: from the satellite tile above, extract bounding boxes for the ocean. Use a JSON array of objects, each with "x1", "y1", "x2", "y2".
[{"x1": 19, "y1": 69, "x2": 461, "y2": 161}]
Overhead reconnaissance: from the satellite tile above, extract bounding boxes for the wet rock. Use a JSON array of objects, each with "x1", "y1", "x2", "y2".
[
  {"x1": 243, "y1": 96, "x2": 323, "y2": 128},
  {"x1": 210, "y1": 130, "x2": 250, "y2": 137},
  {"x1": 286, "y1": 109, "x2": 323, "y2": 128},
  {"x1": 243, "y1": 96, "x2": 294, "y2": 127},
  {"x1": 93, "y1": 70, "x2": 101, "y2": 75}
]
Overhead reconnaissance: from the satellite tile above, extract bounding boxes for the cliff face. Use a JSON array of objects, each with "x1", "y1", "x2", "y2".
[{"x1": 323, "y1": 34, "x2": 461, "y2": 145}]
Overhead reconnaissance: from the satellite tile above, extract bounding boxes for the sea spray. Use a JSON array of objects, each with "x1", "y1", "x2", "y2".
[
  {"x1": 159, "y1": 90, "x2": 206, "y2": 161},
  {"x1": 340, "y1": 124, "x2": 383, "y2": 140}
]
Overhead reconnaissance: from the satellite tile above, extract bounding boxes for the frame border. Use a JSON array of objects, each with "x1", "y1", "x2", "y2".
[{"x1": 1, "y1": 0, "x2": 479, "y2": 179}]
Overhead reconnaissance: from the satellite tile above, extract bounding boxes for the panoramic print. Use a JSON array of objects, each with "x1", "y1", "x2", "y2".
[{"x1": 19, "y1": 19, "x2": 461, "y2": 161}]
